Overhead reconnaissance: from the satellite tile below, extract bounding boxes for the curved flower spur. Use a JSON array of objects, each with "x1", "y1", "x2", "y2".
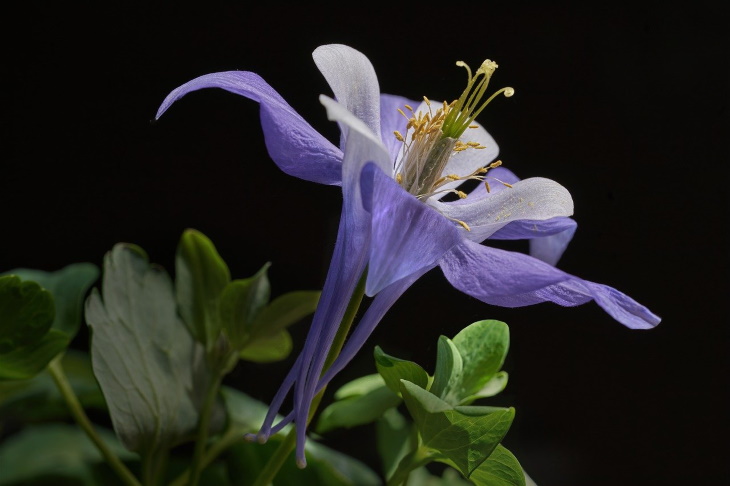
[{"x1": 156, "y1": 44, "x2": 660, "y2": 467}]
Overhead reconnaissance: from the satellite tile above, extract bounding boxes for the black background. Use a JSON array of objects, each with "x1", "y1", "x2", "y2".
[{"x1": 4, "y1": 3, "x2": 728, "y2": 486}]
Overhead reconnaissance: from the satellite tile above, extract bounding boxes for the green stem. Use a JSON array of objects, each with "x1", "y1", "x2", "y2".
[
  {"x1": 47, "y1": 357, "x2": 141, "y2": 486},
  {"x1": 251, "y1": 271, "x2": 368, "y2": 486},
  {"x1": 187, "y1": 373, "x2": 224, "y2": 486}
]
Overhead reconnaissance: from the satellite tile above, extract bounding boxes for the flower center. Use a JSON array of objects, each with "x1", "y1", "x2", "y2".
[{"x1": 393, "y1": 59, "x2": 514, "y2": 206}]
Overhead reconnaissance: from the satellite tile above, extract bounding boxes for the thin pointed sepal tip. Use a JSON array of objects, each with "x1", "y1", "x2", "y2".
[
  {"x1": 243, "y1": 433, "x2": 257, "y2": 442},
  {"x1": 256, "y1": 434, "x2": 268, "y2": 444},
  {"x1": 296, "y1": 458, "x2": 307, "y2": 469}
]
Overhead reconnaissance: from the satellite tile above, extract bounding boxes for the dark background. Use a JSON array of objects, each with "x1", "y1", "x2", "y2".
[{"x1": 5, "y1": 3, "x2": 728, "y2": 486}]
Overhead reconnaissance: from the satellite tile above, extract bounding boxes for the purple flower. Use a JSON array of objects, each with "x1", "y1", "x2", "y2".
[{"x1": 157, "y1": 44, "x2": 660, "y2": 466}]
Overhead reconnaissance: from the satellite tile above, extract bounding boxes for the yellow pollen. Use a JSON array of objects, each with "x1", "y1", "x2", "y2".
[
  {"x1": 393, "y1": 131, "x2": 405, "y2": 142},
  {"x1": 485, "y1": 181, "x2": 491, "y2": 193},
  {"x1": 457, "y1": 220, "x2": 471, "y2": 231},
  {"x1": 456, "y1": 190, "x2": 467, "y2": 199},
  {"x1": 396, "y1": 173, "x2": 403, "y2": 184},
  {"x1": 404, "y1": 104, "x2": 414, "y2": 111},
  {"x1": 490, "y1": 160, "x2": 502, "y2": 168}
]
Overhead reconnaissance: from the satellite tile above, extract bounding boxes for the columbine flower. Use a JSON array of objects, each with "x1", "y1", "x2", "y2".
[{"x1": 156, "y1": 44, "x2": 660, "y2": 466}]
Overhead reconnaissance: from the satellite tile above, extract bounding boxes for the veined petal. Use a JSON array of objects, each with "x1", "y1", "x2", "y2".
[
  {"x1": 439, "y1": 240, "x2": 661, "y2": 329},
  {"x1": 430, "y1": 177, "x2": 574, "y2": 242},
  {"x1": 491, "y1": 217, "x2": 578, "y2": 266},
  {"x1": 360, "y1": 163, "x2": 461, "y2": 296},
  {"x1": 156, "y1": 71, "x2": 343, "y2": 185},
  {"x1": 316, "y1": 268, "x2": 430, "y2": 390},
  {"x1": 313, "y1": 44, "x2": 381, "y2": 142},
  {"x1": 380, "y1": 94, "x2": 416, "y2": 162}
]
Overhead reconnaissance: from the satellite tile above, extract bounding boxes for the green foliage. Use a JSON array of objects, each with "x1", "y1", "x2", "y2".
[
  {"x1": 0, "y1": 350, "x2": 105, "y2": 423},
  {"x1": 219, "y1": 264, "x2": 271, "y2": 350},
  {"x1": 176, "y1": 229, "x2": 232, "y2": 349},
  {"x1": 399, "y1": 380, "x2": 514, "y2": 477},
  {"x1": 0, "y1": 275, "x2": 67, "y2": 380},
  {"x1": 222, "y1": 386, "x2": 382, "y2": 486},
  {"x1": 316, "y1": 374, "x2": 401, "y2": 434},
  {"x1": 85, "y1": 243, "x2": 212, "y2": 453},
  {"x1": 4, "y1": 263, "x2": 99, "y2": 338},
  {"x1": 467, "y1": 445, "x2": 526, "y2": 486},
  {"x1": 0, "y1": 275, "x2": 55, "y2": 353},
  {"x1": 369, "y1": 320, "x2": 524, "y2": 486},
  {"x1": 0, "y1": 423, "x2": 136, "y2": 486},
  {"x1": 374, "y1": 346, "x2": 429, "y2": 394}
]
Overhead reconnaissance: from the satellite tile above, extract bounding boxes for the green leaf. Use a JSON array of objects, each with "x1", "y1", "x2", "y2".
[
  {"x1": 218, "y1": 263, "x2": 271, "y2": 350},
  {"x1": 376, "y1": 408, "x2": 413, "y2": 479},
  {"x1": 333, "y1": 373, "x2": 387, "y2": 400},
  {"x1": 316, "y1": 374, "x2": 401, "y2": 433},
  {"x1": 451, "y1": 320, "x2": 509, "y2": 403},
  {"x1": 460, "y1": 371, "x2": 509, "y2": 405},
  {"x1": 430, "y1": 336, "x2": 463, "y2": 403},
  {"x1": 374, "y1": 346, "x2": 429, "y2": 394},
  {"x1": 0, "y1": 275, "x2": 55, "y2": 353},
  {"x1": 0, "y1": 423, "x2": 136, "y2": 486},
  {"x1": 399, "y1": 380, "x2": 514, "y2": 478},
  {"x1": 86, "y1": 243, "x2": 208, "y2": 453},
  {"x1": 238, "y1": 329, "x2": 292, "y2": 363},
  {"x1": 175, "y1": 228, "x2": 231, "y2": 347},
  {"x1": 3, "y1": 263, "x2": 99, "y2": 338},
  {"x1": 0, "y1": 329, "x2": 69, "y2": 380},
  {"x1": 249, "y1": 290, "x2": 320, "y2": 338},
  {"x1": 0, "y1": 350, "x2": 105, "y2": 422},
  {"x1": 466, "y1": 445, "x2": 526, "y2": 486},
  {"x1": 222, "y1": 387, "x2": 381, "y2": 486}
]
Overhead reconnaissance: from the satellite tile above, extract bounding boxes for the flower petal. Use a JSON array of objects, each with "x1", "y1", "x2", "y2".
[
  {"x1": 439, "y1": 240, "x2": 661, "y2": 329},
  {"x1": 320, "y1": 95, "x2": 393, "y2": 182},
  {"x1": 380, "y1": 94, "x2": 416, "y2": 162},
  {"x1": 316, "y1": 268, "x2": 430, "y2": 390},
  {"x1": 491, "y1": 217, "x2": 578, "y2": 266},
  {"x1": 451, "y1": 166, "x2": 521, "y2": 202},
  {"x1": 360, "y1": 163, "x2": 462, "y2": 296},
  {"x1": 430, "y1": 177, "x2": 574, "y2": 242},
  {"x1": 156, "y1": 71, "x2": 343, "y2": 185},
  {"x1": 313, "y1": 44, "x2": 381, "y2": 142}
]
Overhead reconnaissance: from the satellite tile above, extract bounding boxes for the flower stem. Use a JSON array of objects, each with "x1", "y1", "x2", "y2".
[
  {"x1": 47, "y1": 356, "x2": 142, "y2": 486},
  {"x1": 251, "y1": 271, "x2": 368, "y2": 486},
  {"x1": 187, "y1": 373, "x2": 224, "y2": 486}
]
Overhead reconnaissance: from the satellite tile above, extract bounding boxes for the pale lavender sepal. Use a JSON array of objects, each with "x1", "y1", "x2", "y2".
[
  {"x1": 156, "y1": 71, "x2": 343, "y2": 185},
  {"x1": 439, "y1": 239, "x2": 661, "y2": 329},
  {"x1": 360, "y1": 163, "x2": 461, "y2": 296},
  {"x1": 490, "y1": 217, "x2": 578, "y2": 266}
]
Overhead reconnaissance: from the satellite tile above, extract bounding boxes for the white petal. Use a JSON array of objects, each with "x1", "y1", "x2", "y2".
[
  {"x1": 313, "y1": 45, "x2": 381, "y2": 143},
  {"x1": 319, "y1": 95, "x2": 393, "y2": 184},
  {"x1": 429, "y1": 177, "x2": 574, "y2": 242}
]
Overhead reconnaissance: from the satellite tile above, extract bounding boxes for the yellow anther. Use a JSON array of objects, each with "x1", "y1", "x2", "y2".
[
  {"x1": 397, "y1": 108, "x2": 408, "y2": 119},
  {"x1": 490, "y1": 160, "x2": 502, "y2": 168},
  {"x1": 457, "y1": 220, "x2": 471, "y2": 231},
  {"x1": 393, "y1": 131, "x2": 405, "y2": 142},
  {"x1": 448, "y1": 174, "x2": 461, "y2": 180},
  {"x1": 503, "y1": 182, "x2": 513, "y2": 188},
  {"x1": 469, "y1": 124, "x2": 479, "y2": 129},
  {"x1": 405, "y1": 104, "x2": 414, "y2": 112},
  {"x1": 466, "y1": 141, "x2": 481, "y2": 147},
  {"x1": 423, "y1": 96, "x2": 431, "y2": 106},
  {"x1": 457, "y1": 190, "x2": 467, "y2": 199},
  {"x1": 396, "y1": 173, "x2": 403, "y2": 184},
  {"x1": 485, "y1": 181, "x2": 491, "y2": 193}
]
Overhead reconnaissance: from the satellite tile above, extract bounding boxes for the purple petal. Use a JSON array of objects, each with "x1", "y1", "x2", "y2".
[
  {"x1": 156, "y1": 71, "x2": 343, "y2": 185},
  {"x1": 361, "y1": 163, "x2": 461, "y2": 296},
  {"x1": 313, "y1": 44, "x2": 381, "y2": 142},
  {"x1": 491, "y1": 217, "x2": 578, "y2": 266},
  {"x1": 439, "y1": 239, "x2": 661, "y2": 329},
  {"x1": 380, "y1": 94, "x2": 416, "y2": 162}
]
